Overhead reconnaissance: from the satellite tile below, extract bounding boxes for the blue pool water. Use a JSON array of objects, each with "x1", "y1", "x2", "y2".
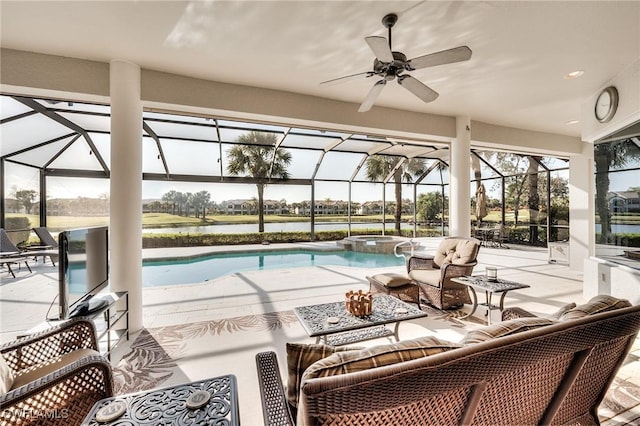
[{"x1": 142, "y1": 250, "x2": 405, "y2": 286}]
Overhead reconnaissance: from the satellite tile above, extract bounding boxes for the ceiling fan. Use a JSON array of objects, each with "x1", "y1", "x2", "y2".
[{"x1": 321, "y1": 13, "x2": 472, "y2": 112}]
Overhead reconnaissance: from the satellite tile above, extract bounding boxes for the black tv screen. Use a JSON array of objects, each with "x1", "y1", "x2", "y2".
[{"x1": 58, "y1": 226, "x2": 109, "y2": 319}]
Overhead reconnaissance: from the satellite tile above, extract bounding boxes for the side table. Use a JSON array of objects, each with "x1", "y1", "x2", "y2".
[
  {"x1": 82, "y1": 374, "x2": 239, "y2": 425},
  {"x1": 451, "y1": 276, "x2": 530, "y2": 324}
]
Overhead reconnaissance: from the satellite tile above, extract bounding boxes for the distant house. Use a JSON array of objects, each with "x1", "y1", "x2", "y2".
[
  {"x1": 361, "y1": 201, "x2": 385, "y2": 215},
  {"x1": 608, "y1": 191, "x2": 640, "y2": 213},
  {"x1": 220, "y1": 199, "x2": 286, "y2": 215},
  {"x1": 295, "y1": 200, "x2": 349, "y2": 215}
]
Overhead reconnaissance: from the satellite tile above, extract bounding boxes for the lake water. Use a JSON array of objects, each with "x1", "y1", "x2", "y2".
[
  {"x1": 141, "y1": 221, "x2": 639, "y2": 235},
  {"x1": 142, "y1": 221, "x2": 420, "y2": 234},
  {"x1": 595, "y1": 224, "x2": 640, "y2": 234}
]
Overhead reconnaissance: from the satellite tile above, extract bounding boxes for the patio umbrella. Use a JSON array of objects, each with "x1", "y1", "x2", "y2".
[{"x1": 475, "y1": 184, "x2": 488, "y2": 222}]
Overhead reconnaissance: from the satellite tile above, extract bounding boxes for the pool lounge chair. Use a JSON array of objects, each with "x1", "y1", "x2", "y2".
[
  {"x1": 27, "y1": 227, "x2": 60, "y2": 265},
  {"x1": 32, "y1": 226, "x2": 59, "y2": 249},
  {"x1": 0, "y1": 229, "x2": 32, "y2": 277}
]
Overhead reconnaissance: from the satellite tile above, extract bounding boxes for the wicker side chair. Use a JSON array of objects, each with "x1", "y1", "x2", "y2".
[
  {"x1": 0, "y1": 318, "x2": 113, "y2": 425},
  {"x1": 407, "y1": 236, "x2": 480, "y2": 309}
]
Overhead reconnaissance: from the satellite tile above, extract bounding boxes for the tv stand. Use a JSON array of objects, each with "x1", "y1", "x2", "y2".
[{"x1": 22, "y1": 291, "x2": 129, "y2": 361}]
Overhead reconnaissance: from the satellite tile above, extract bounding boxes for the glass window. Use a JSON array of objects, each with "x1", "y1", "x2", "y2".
[
  {"x1": 162, "y1": 139, "x2": 220, "y2": 175},
  {"x1": 3, "y1": 163, "x2": 40, "y2": 238},
  {"x1": 594, "y1": 136, "x2": 640, "y2": 269},
  {"x1": 146, "y1": 119, "x2": 218, "y2": 142},
  {"x1": 46, "y1": 177, "x2": 110, "y2": 231},
  {"x1": 286, "y1": 148, "x2": 322, "y2": 179},
  {"x1": 48, "y1": 135, "x2": 106, "y2": 171},
  {"x1": 1, "y1": 114, "x2": 71, "y2": 157},
  {"x1": 59, "y1": 112, "x2": 110, "y2": 132},
  {"x1": 316, "y1": 152, "x2": 365, "y2": 181},
  {"x1": 1, "y1": 96, "x2": 31, "y2": 120},
  {"x1": 10, "y1": 135, "x2": 77, "y2": 168}
]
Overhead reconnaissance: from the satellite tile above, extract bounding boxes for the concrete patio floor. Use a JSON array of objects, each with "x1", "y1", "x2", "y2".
[{"x1": 1, "y1": 237, "x2": 638, "y2": 424}]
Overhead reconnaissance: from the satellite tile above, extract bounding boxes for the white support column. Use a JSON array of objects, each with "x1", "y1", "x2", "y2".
[
  {"x1": 110, "y1": 60, "x2": 143, "y2": 332},
  {"x1": 569, "y1": 142, "x2": 594, "y2": 271},
  {"x1": 449, "y1": 117, "x2": 471, "y2": 237}
]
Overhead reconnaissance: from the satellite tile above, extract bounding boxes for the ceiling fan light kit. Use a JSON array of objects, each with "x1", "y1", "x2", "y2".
[{"x1": 321, "y1": 13, "x2": 473, "y2": 112}]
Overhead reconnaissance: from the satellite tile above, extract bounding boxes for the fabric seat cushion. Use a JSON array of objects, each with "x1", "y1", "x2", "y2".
[
  {"x1": 286, "y1": 342, "x2": 363, "y2": 408},
  {"x1": 11, "y1": 348, "x2": 100, "y2": 390},
  {"x1": 433, "y1": 239, "x2": 460, "y2": 268},
  {"x1": 558, "y1": 295, "x2": 631, "y2": 321},
  {"x1": 0, "y1": 356, "x2": 14, "y2": 396},
  {"x1": 302, "y1": 336, "x2": 461, "y2": 381},
  {"x1": 461, "y1": 317, "x2": 554, "y2": 345},
  {"x1": 371, "y1": 273, "x2": 412, "y2": 288},
  {"x1": 452, "y1": 239, "x2": 479, "y2": 265},
  {"x1": 408, "y1": 269, "x2": 441, "y2": 287}
]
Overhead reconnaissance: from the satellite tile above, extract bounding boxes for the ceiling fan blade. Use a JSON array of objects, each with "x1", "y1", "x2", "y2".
[
  {"x1": 320, "y1": 71, "x2": 374, "y2": 86},
  {"x1": 358, "y1": 80, "x2": 386, "y2": 112},
  {"x1": 407, "y1": 46, "x2": 472, "y2": 70},
  {"x1": 397, "y1": 75, "x2": 439, "y2": 103},
  {"x1": 365, "y1": 36, "x2": 394, "y2": 63}
]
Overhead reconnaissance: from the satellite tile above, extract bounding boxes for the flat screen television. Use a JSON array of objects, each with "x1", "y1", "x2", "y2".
[{"x1": 58, "y1": 226, "x2": 109, "y2": 319}]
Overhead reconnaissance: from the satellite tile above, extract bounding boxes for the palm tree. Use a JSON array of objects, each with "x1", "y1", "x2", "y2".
[
  {"x1": 365, "y1": 155, "x2": 425, "y2": 233},
  {"x1": 226, "y1": 131, "x2": 292, "y2": 232}
]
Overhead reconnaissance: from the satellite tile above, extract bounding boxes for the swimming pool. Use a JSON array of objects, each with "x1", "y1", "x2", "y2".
[{"x1": 142, "y1": 249, "x2": 405, "y2": 286}]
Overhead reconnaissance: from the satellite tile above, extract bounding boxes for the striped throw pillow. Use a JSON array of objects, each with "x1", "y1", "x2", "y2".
[
  {"x1": 559, "y1": 295, "x2": 631, "y2": 321},
  {"x1": 301, "y1": 336, "x2": 460, "y2": 381},
  {"x1": 286, "y1": 342, "x2": 362, "y2": 408},
  {"x1": 461, "y1": 317, "x2": 553, "y2": 345}
]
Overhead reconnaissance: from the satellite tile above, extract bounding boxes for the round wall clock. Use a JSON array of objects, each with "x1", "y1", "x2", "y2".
[{"x1": 594, "y1": 86, "x2": 619, "y2": 123}]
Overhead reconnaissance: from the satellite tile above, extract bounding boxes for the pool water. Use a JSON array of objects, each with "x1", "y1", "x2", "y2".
[{"x1": 142, "y1": 249, "x2": 405, "y2": 286}]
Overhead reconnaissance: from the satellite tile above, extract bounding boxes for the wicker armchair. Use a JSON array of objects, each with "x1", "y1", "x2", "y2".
[
  {"x1": 407, "y1": 236, "x2": 480, "y2": 309},
  {"x1": 0, "y1": 318, "x2": 113, "y2": 425}
]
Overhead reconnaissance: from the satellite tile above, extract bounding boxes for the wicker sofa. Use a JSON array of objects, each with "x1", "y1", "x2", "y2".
[{"x1": 256, "y1": 295, "x2": 640, "y2": 426}]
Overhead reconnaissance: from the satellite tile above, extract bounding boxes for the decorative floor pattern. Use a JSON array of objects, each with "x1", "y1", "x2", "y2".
[{"x1": 112, "y1": 307, "x2": 640, "y2": 421}]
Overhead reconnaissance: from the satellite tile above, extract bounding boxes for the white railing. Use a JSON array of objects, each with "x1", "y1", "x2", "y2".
[{"x1": 394, "y1": 239, "x2": 422, "y2": 260}]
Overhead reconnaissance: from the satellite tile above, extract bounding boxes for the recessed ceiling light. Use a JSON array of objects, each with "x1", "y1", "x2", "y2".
[
  {"x1": 564, "y1": 70, "x2": 584, "y2": 79},
  {"x1": 565, "y1": 120, "x2": 580, "y2": 125}
]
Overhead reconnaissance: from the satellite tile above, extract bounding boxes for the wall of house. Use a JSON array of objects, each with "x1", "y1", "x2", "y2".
[{"x1": 581, "y1": 57, "x2": 640, "y2": 302}]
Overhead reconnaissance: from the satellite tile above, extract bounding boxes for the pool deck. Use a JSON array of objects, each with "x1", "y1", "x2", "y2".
[
  {"x1": 0, "y1": 237, "x2": 573, "y2": 339},
  {"x1": 2, "y1": 237, "x2": 639, "y2": 425}
]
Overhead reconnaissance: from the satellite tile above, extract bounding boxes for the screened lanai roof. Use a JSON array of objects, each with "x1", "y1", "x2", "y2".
[
  {"x1": 0, "y1": 94, "x2": 568, "y2": 187},
  {"x1": 1, "y1": 95, "x2": 450, "y2": 185}
]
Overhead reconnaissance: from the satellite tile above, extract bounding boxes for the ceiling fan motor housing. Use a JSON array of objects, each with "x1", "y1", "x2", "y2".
[{"x1": 374, "y1": 51, "x2": 407, "y2": 80}]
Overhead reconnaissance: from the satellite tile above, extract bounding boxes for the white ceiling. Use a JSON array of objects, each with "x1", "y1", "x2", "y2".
[{"x1": 1, "y1": 1, "x2": 638, "y2": 138}]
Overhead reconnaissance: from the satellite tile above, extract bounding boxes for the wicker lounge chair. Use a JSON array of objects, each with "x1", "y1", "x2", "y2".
[
  {"x1": 407, "y1": 236, "x2": 480, "y2": 309},
  {"x1": 0, "y1": 318, "x2": 113, "y2": 425},
  {"x1": 256, "y1": 297, "x2": 640, "y2": 426}
]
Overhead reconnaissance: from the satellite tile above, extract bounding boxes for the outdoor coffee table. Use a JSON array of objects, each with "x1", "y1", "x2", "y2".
[
  {"x1": 82, "y1": 374, "x2": 239, "y2": 426},
  {"x1": 451, "y1": 275, "x2": 531, "y2": 325},
  {"x1": 294, "y1": 294, "x2": 427, "y2": 346}
]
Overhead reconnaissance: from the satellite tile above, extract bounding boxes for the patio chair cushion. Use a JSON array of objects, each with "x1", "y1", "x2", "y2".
[
  {"x1": 302, "y1": 336, "x2": 460, "y2": 381},
  {"x1": 408, "y1": 268, "x2": 441, "y2": 287},
  {"x1": 370, "y1": 273, "x2": 412, "y2": 288},
  {"x1": 11, "y1": 348, "x2": 100, "y2": 390},
  {"x1": 433, "y1": 238, "x2": 478, "y2": 268},
  {"x1": 286, "y1": 342, "x2": 363, "y2": 408},
  {"x1": 0, "y1": 356, "x2": 13, "y2": 396},
  {"x1": 558, "y1": 295, "x2": 631, "y2": 321},
  {"x1": 461, "y1": 317, "x2": 554, "y2": 345}
]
